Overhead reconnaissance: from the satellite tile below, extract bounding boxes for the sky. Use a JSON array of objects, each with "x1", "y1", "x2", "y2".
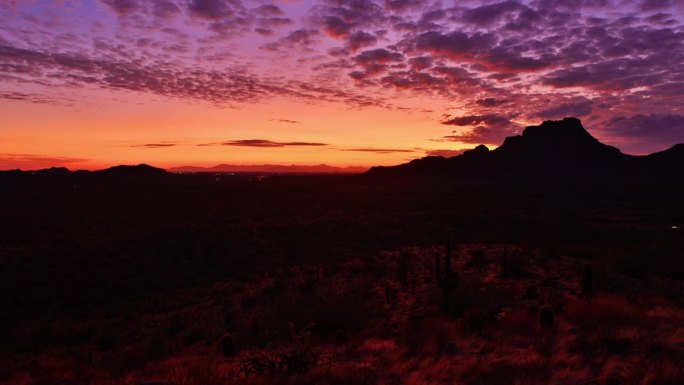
[{"x1": 1, "y1": 0, "x2": 683, "y2": 170}]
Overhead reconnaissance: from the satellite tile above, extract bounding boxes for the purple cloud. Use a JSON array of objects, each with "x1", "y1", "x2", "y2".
[
  {"x1": 533, "y1": 99, "x2": 594, "y2": 119},
  {"x1": 640, "y1": 0, "x2": 674, "y2": 11},
  {"x1": 189, "y1": 0, "x2": 237, "y2": 19},
  {"x1": 131, "y1": 143, "x2": 178, "y2": 148},
  {"x1": 475, "y1": 98, "x2": 509, "y2": 107},
  {"x1": 206, "y1": 139, "x2": 328, "y2": 148},
  {"x1": 601, "y1": 114, "x2": 684, "y2": 154},
  {"x1": 262, "y1": 29, "x2": 319, "y2": 51},
  {"x1": 441, "y1": 114, "x2": 520, "y2": 144},
  {"x1": 442, "y1": 114, "x2": 511, "y2": 127},
  {"x1": 425, "y1": 149, "x2": 465, "y2": 157},
  {"x1": 2, "y1": 0, "x2": 684, "y2": 155},
  {"x1": 346, "y1": 31, "x2": 378, "y2": 52},
  {"x1": 462, "y1": 1, "x2": 533, "y2": 26},
  {"x1": 272, "y1": 119, "x2": 302, "y2": 124},
  {"x1": 343, "y1": 147, "x2": 415, "y2": 154},
  {"x1": 99, "y1": 0, "x2": 137, "y2": 14}
]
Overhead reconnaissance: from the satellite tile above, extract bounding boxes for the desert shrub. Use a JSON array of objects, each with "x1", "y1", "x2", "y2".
[
  {"x1": 167, "y1": 357, "x2": 226, "y2": 385},
  {"x1": 641, "y1": 359, "x2": 684, "y2": 385},
  {"x1": 402, "y1": 317, "x2": 460, "y2": 356},
  {"x1": 507, "y1": 251, "x2": 529, "y2": 278},
  {"x1": 104, "y1": 349, "x2": 147, "y2": 376},
  {"x1": 314, "y1": 292, "x2": 379, "y2": 335},
  {"x1": 342, "y1": 258, "x2": 366, "y2": 276},
  {"x1": 239, "y1": 323, "x2": 330, "y2": 376},
  {"x1": 466, "y1": 248, "x2": 488, "y2": 270},
  {"x1": 562, "y1": 294, "x2": 638, "y2": 330},
  {"x1": 498, "y1": 309, "x2": 538, "y2": 337},
  {"x1": 253, "y1": 366, "x2": 379, "y2": 385},
  {"x1": 183, "y1": 327, "x2": 204, "y2": 346},
  {"x1": 463, "y1": 308, "x2": 496, "y2": 334},
  {"x1": 259, "y1": 277, "x2": 378, "y2": 340},
  {"x1": 467, "y1": 352, "x2": 549, "y2": 385},
  {"x1": 437, "y1": 276, "x2": 513, "y2": 320},
  {"x1": 396, "y1": 251, "x2": 411, "y2": 282},
  {"x1": 600, "y1": 358, "x2": 684, "y2": 385}
]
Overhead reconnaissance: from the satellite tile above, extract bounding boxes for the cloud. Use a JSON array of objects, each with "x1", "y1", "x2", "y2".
[
  {"x1": 354, "y1": 48, "x2": 404, "y2": 65},
  {"x1": 98, "y1": 0, "x2": 137, "y2": 14},
  {"x1": 271, "y1": 119, "x2": 302, "y2": 124},
  {"x1": 533, "y1": 99, "x2": 594, "y2": 119},
  {"x1": 0, "y1": 91, "x2": 63, "y2": 105},
  {"x1": 322, "y1": 16, "x2": 354, "y2": 38},
  {"x1": 462, "y1": 1, "x2": 533, "y2": 26},
  {"x1": 152, "y1": 0, "x2": 181, "y2": 18},
  {"x1": 261, "y1": 29, "x2": 319, "y2": 51},
  {"x1": 189, "y1": 0, "x2": 237, "y2": 19},
  {"x1": 640, "y1": 0, "x2": 674, "y2": 11},
  {"x1": 3, "y1": 0, "x2": 684, "y2": 158},
  {"x1": 601, "y1": 114, "x2": 684, "y2": 154},
  {"x1": 441, "y1": 114, "x2": 520, "y2": 145},
  {"x1": 425, "y1": 149, "x2": 465, "y2": 157},
  {"x1": 203, "y1": 139, "x2": 328, "y2": 147},
  {"x1": 131, "y1": 143, "x2": 178, "y2": 148},
  {"x1": 343, "y1": 147, "x2": 416, "y2": 154},
  {"x1": 352, "y1": 48, "x2": 405, "y2": 76},
  {"x1": 252, "y1": 4, "x2": 284, "y2": 17},
  {"x1": 475, "y1": 98, "x2": 509, "y2": 107},
  {"x1": 442, "y1": 114, "x2": 511, "y2": 127},
  {"x1": 346, "y1": 31, "x2": 378, "y2": 52},
  {"x1": 311, "y1": 0, "x2": 387, "y2": 40},
  {"x1": 0, "y1": 43, "x2": 386, "y2": 107},
  {"x1": 384, "y1": 0, "x2": 425, "y2": 12}
]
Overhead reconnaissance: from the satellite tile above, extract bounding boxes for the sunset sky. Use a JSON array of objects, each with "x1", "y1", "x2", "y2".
[{"x1": 1, "y1": 0, "x2": 683, "y2": 170}]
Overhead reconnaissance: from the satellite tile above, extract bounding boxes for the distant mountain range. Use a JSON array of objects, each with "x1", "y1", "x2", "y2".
[
  {"x1": 0, "y1": 163, "x2": 367, "y2": 176},
  {"x1": 0, "y1": 164, "x2": 167, "y2": 176},
  {"x1": 168, "y1": 164, "x2": 368, "y2": 174},
  {"x1": 366, "y1": 117, "x2": 684, "y2": 182},
  {"x1": 3, "y1": 118, "x2": 682, "y2": 184}
]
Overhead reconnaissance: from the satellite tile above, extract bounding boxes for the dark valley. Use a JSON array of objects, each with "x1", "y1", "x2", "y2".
[{"x1": 1, "y1": 118, "x2": 683, "y2": 385}]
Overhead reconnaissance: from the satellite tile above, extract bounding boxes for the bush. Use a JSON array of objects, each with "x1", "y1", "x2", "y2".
[{"x1": 239, "y1": 323, "x2": 330, "y2": 376}]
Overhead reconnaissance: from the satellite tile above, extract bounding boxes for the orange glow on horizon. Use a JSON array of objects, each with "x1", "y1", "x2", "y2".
[{"x1": 1, "y1": 89, "x2": 474, "y2": 170}]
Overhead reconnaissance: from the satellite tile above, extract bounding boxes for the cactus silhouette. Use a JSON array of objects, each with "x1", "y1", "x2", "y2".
[{"x1": 442, "y1": 229, "x2": 457, "y2": 291}]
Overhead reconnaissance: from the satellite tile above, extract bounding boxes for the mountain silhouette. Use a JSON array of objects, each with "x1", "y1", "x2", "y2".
[
  {"x1": 0, "y1": 164, "x2": 168, "y2": 181},
  {"x1": 94, "y1": 164, "x2": 167, "y2": 176},
  {"x1": 169, "y1": 164, "x2": 367, "y2": 174},
  {"x1": 366, "y1": 117, "x2": 683, "y2": 182}
]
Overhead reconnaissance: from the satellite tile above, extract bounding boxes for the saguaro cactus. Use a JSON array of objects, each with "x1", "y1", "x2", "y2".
[{"x1": 442, "y1": 229, "x2": 458, "y2": 290}]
